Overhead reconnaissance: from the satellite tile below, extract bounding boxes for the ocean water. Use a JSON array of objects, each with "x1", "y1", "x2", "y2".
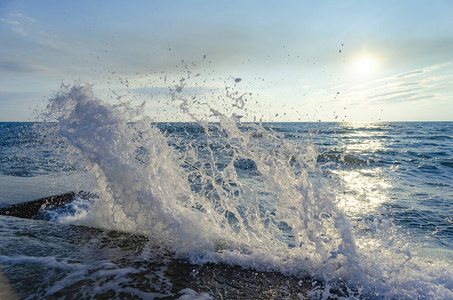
[{"x1": 0, "y1": 85, "x2": 452, "y2": 299}]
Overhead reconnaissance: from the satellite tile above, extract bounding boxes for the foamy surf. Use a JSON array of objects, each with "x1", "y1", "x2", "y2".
[
  {"x1": 47, "y1": 85, "x2": 355, "y2": 254},
  {"x1": 3, "y1": 83, "x2": 451, "y2": 299}
]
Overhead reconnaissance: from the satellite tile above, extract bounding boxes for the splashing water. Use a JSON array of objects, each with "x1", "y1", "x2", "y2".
[
  {"x1": 45, "y1": 84, "x2": 357, "y2": 271},
  {"x1": 45, "y1": 84, "x2": 225, "y2": 254},
  {"x1": 42, "y1": 83, "x2": 453, "y2": 298}
]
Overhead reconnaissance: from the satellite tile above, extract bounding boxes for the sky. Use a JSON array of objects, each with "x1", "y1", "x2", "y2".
[{"x1": 1, "y1": 0, "x2": 452, "y2": 122}]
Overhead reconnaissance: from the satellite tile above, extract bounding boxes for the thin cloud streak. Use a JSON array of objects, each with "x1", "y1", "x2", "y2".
[
  {"x1": 9, "y1": 13, "x2": 36, "y2": 22},
  {"x1": 0, "y1": 18, "x2": 20, "y2": 25},
  {"x1": 346, "y1": 63, "x2": 453, "y2": 105},
  {"x1": 0, "y1": 60, "x2": 40, "y2": 73}
]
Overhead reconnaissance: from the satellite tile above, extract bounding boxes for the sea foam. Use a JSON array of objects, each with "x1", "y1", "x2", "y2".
[{"x1": 43, "y1": 83, "x2": 453, "y2": 299}]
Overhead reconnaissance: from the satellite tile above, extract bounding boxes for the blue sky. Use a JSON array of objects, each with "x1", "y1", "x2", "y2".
[{"x1": 1, "y1": 0, "x2": 452, "y2": 122}]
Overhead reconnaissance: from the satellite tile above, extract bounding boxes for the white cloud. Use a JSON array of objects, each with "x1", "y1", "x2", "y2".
[
  {"x1": 9, "y1": 13, "x2": 36, "y2": 22},
  {"x1": 0, "y1": 13, "x2": 36, "y2": 36},
  {"x1": 0, "y1": 17, "x2": 20, "y2": 25}
]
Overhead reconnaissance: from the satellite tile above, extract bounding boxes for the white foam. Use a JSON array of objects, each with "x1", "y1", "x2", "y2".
[
  {"x1": 46, "y1": 85, "x2": 224, "y2": 249},
  {"x1": 42, "y1": 84, "x2": 453, "y2": 299},
  {"x1": 177, "y1": 288, "x2": 213, "y2": 300}
]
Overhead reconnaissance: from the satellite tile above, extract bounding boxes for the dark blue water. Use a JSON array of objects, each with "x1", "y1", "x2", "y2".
[{"x1": 1, "y1": 120, "x2": 452, "y2": 299}]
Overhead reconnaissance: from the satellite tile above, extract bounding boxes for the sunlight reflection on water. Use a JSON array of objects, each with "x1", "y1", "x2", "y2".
[{"x1": 334, "y1": 168, "x2": 392, "y2": 217}]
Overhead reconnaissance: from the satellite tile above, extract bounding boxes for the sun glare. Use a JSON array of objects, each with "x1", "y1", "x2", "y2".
[{"x1": 354, "y1": 55, "x2": 377, "y2": 75}]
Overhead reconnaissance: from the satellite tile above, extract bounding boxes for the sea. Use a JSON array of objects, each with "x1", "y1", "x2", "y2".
[{"x1": 0, "y1": 85, "x2": 452, "y2": 299}]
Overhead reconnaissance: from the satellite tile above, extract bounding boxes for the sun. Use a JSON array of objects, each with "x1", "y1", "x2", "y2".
[{"x1": 354, "y1": 55, "x2": 377, "y2": 75}]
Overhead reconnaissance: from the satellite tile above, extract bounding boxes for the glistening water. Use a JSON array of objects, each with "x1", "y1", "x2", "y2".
[{"x1": 0, "y1": 84, "x2": 452, "y2": 299}]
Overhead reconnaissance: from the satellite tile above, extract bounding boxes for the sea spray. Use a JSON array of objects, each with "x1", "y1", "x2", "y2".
[
  {"x1": 3, "y1": 95, "x2": 452, "y2": 298},
  {"x1": 45, "y1": 84, "x2": 227, "y2": 253},
  {"x1": 44, "y1": 83, "x2": 363, "y2": 284},
  {"x1": 42, "y1": 83, "x2": 453, "y2": 299},
  {"x1": 45, "y1": 81, "x2": 453, "y2": 299},
  {"x1": 169, "y1": 78, "x2": 360, "y2": 277}
]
